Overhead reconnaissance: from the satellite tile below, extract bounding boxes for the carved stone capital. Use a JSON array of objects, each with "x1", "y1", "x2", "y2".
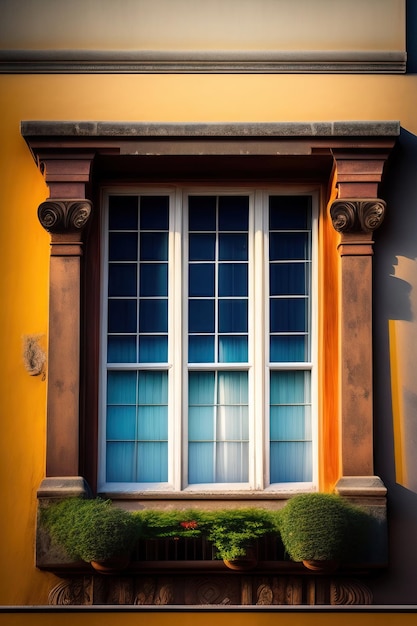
[
  {"x1": 38, "y1": 199, "x2": 92, "y2": 234},
  {"x1": 330, "y1": 199, "x2": 386, "y2": 234}
]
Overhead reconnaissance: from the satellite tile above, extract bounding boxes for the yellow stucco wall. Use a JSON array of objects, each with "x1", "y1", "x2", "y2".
[{"x1": 0, "y1": 72, "x2": 416, "y2": 607}]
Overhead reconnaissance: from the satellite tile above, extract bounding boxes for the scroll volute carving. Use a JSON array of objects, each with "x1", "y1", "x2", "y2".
[
  {"x1": 38, "y1": 199, "x2": 92, "y2": 234},
  {"x1": 330, "y1": 199, "x2": 386, "y2": 234}
]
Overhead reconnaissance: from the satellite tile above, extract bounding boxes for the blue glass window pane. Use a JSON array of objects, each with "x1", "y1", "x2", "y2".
[
  {"x1": 137, "y1": 406, "x2": 168, "y2": 440},
  {"x1": 188, "y1": 406, "x2": 215, "y2": 440},
  {"x1": 107, "y1": 371, "x2": 136, "y2": 404},
  {"x1": 108, "y1": 299, "x2": 137, "y2": 333},
  {"x1": 106, "y1": 443, "x2": 135, "y2": 482},
  {"x1": 217, "y1": 406, "x2": 249, "y2": 440},
  {"x1": 140, "y1": 232, "x2": 168, "y2": 261},
  {"x1": 218, "y1": 371, "x2": 248, "y2": 404},
  {"x1": 189, "y1": 299, "x2": 215, "y2": 332},
  {"x1": 139, "y1": 336, "x2": 168, "y2": 363},
  {"x1": 216, "y1": 442, "x2": 249, "y2": 482},
  {"x1": 219, "y1": 299, "x2": 247, "y2": 333},
  {"x1": 270, "y1": 405, "x2": 311, "y2": 440},
  {"x1": 270, "y1": 263, "x2": 307, "y2": 296},
  {"x1": 270, "y1": 371, "x2": 310, "y2": 404},
  {"x1": 218, "y1": 196, "x2": 249, "y2": 230},
  {"x1": 138, "y1": 370, "x2": 168, "y2": 404},
  {"x1": 270, "y1": 336, "x2": 306, "y2": 362},
  {"x1": 218, "y1": 263, "x2": 247, "y2": 296},
  {"x1": 107, "y1": 336, "x2": 137, "y2": 363},
  {"x1": 106, "y1": 406, "x2": 136, "y2": 440},
  {"x1": 108, "y1": 232, "x2": 138, "y2": 261},
  {"x1": 270, "y1": 442, "x2": 312, "y2": 483},
  {"x1": 270, "y1": 232, "x2": 309, "y2": 261},
  {"x1": 109, "y1": 196, "x2": 138, "y2": 229},
  {"x1": 189, "y1": 234, "x2": 215, "y2": 261},
  {"x1": 189, "y1": 371, "x2": 215, "y2": 405},
  {"x1": 137, "y1": 443, "x2": 168, "y2": 482},
  {"x1": 140, "y1": 196, "x2": 169, "y2": 229},
  {"x1": 140, "y1": 264, "x2": 168, "y2": 296},
  {"x1": 269, "y1": 196, "x2": 311, "y2": 229},
  {"x1": 139, "y1": 299, "x2": 167, "y2": 332},
  {"x1": 219, "y1": 234, "x2": 248, "y2": 261},
  {"x1": 188, "y1": 443, "x2": 214, "y2": 484},
  {"x1": 188, "y1": 335, "x2": 215, "y2": 363},
  {"x1": 189, "y1": 264, "x2": 215, "y2": 297},
  {"x1": 188, "y1": 196, "x2": 216, "y2": 230},
  {"x1": 270, "y1": 298, "x2": 306, "y2": 333},
  {"x1": 108, "y1": 264, "x2": 137, "y2": 297},
  {"x1": 219, "y1": 336, "x2": 248, "y2": 362}
]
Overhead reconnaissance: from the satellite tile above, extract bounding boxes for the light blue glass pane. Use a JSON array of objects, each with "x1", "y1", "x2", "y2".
[
  {"x1": 140, "y1": 196, "x2": 169, "y2": 229},
  {"x1": 140, "y1": 264, "x2": 167, "y2": 296},
  {"x1": 270, "y1": 298, "x2": 306, "y2": 333},
  {"x1": 108, "y1": 264, "x2": 137, "y2": 297},
  {"x1": 217, "y1": 406, "x2": 249, "y2": 440},
  {"x1": 188, "y1": 406, "x2": 215, "y2": 440},
  {"x1": 189, "y1": 299, "x2": 215, "y2": 332},
  {"x1": 188, "y1": 196, "x2": 216, "y2": 230},
  {"x1": 219, "y1": 264, "x2": 247, "y2": 296},
  {"x1": 270, "y1": 263, "x2": 307, "y2": 296},
  {"x1": 219, "y1": 299, "x2": 247, "y2": 333},
  {"x1": 139, "y1": 336, "x2": 168, "y2": 363},
  {"x1": 109, "y1": 232, "x2": 138, "y2": 261},
  {"x1": 269, "y1": 196, "x2": 311, "y2": 229},
  {"x1": 139, "y1": 299, "x2": 168, "y2": 332},
  {"x1": 219, "y1": 336, "x2": 248, "y2": 363},
  {"x1": 137, "y1": 406, "x2": 168, "y2": 440},
  {"x1": 270, "y1": 441, "x2": 312, "y2": 483},
  {"x1": 107, "y1": 371, "x2": 136, "y2": 404},
  {"x1": 189, "y1": 264, "x2": 215, "y2": 296},
  {"x1": 218, "y1": 196, "x2": 249, "y2": 230},
  {"x1": 108, "y1": 299, "x2": 137, "y2": 333},
  {"x1": 270, "y1": 371, "x2": 310, "y2": 404},
  {"x1": 107, "y1": 336, "x2": 137, "y2": 363},
  {"x1": 107, "y1": 406, "x2": 136, "y2": 440},
  {"x1": 216, "y1": 442, "x2": 248, "y2": 482},
  {"x1": 140, "y1": 232, "x2": 168, "y2": 261},
  {"x1": 137, "y1": 442, "x2": 168, "y2": 482},
  {"x1": 218, "y1": 371, "x2": 248, "y2": 404},
  {"x1": 270, "y1": 405, "x2": 311, "y2": 440},
  {"x1": 270, "y1": 336, "x2": 306, "y2": 362},
  {"x1": 138, "y1": 370, "x2": 168, "y2": 404},
  {"x1": 188, "y1": 335, "x2": 215, "y2": 363},
  {"x1": 106, "y1": 442, "x2": 135, "y2": 482},
  {"x1": 188, "y1": 443, "x2": 214, "y2": 483},
  {"x1": 219, "y1": 234, "x2": 248, "y2": 260},
  {"x1": 189, "y1": 371, "x2": 215, "y2": 405},
  {"x1": 109, "y1": 196, "x2": 138, "y2": 229},
  {"x1": 270, "y1": 232, "x2": 309, "y2": 261},
  {"x1": 189, "y1": 234, "x2": 215, "y2": 261}
]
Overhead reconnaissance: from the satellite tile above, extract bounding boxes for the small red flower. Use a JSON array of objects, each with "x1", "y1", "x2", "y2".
[{"x1": 180, "y1": 520, "x2": 198, "y2": 529}]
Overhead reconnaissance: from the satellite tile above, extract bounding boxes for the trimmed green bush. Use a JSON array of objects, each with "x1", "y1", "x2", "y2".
[
  {"x1": 137, "y1": 509, "x2": 203, "y2": 539},
  {"x1": 276, "y1": 493, "x2": 370, "y2": 564}
]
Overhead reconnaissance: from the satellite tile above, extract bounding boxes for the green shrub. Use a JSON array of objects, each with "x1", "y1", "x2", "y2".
[
  {"x1": 277, "y1": 493, "x2": 370, "y2": 563},
  {"x1": 137, "y1": 509, "x2": 203, "y2": 539}
]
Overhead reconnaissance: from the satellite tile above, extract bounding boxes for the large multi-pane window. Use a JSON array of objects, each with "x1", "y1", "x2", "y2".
[{"x1": 99, "y1": 188, "x2": 317, "y2": 492}]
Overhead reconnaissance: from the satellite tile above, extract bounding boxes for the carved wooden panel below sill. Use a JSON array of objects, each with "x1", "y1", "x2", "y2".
[{"x1": 48, "y1": 574, "x2": 372, "y2": 606}]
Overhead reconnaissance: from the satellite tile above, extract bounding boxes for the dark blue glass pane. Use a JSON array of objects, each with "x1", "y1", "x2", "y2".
[
  {"x1": 189, "y1": 234, "x2": 215, "y2": 261},
  {"x1": 270, "y1": 441, "x2": 312, "y2": 483},
  {"x1": 270, "y1": 263, "x2": 307, "y2": 296},
  {"x1": 188, "y1": 335, "x2": 215, "y2": 363},
  {"x1": 109, "y1": 232, "x2": 138, "y2": 261},
  {"x1": 189, "y1": 264, "x2": 215, "y2": 296},
  {"x1": 140, "y1": 232, "x2": 168, "y2": 261},
  {"x1": 108, "y1": 299, "x2": 137, "y2": 333},
  {"x1": 270, "y1": 336, "x2": 306, "y2": 362},
  {"x1": 139, "y1": 336, "x2": 168, "y2": 363},
  {"x1": 106, "y1": 443, "x2": 135, "y2": 482},
  {"x1": 219, "y1": 336, "x2": 248, "y2": 362},
  {"x1": 108, "y1": 264, "x2": 137, "y2": 297},
  {"x1": 219, "y1": 300, "x2": 248, "y2": 332},
  {"x1": 188, "y1": 371, "x2": 215, "y2": 404},
  {"x1": 189, "y1": 299, "x2": 215, "y2": 332},
  {"x1": 219, "y1": 234, "x2": 248, "y2": 260},
  {"x1": 109, "y1": 196, "x2": 138, "y2": 229},
  {"x1": 218, "y1": 196, "x2": 249, "y2": 230},
  {"x1": 269, "y1": 196, "x2": 311, "y2": 229},
  {"x1": 219, "y1": 263, "x2": 247, "y2": 296},
  {"x1": 189, "y1": 196, "x2": 217, "y2": 230},
  {"x1": 107, "y1": 370, "x2": 137, "y2": 404},
  {"x1": 140, "y1": 196, "x2": 169, "y2": 230},
  {"x1": 140, "y1": 264, "x2": 168, "y2": 296},
  {"x1": 269, "y1": 232, "x2": 309, "y2": 261},
  {"x1": 107, "y1": 336, "x2": 137, "y2": 363},
  {"x1": 139, "y1": 299, "x2": 168, "y2": 332},
  {"x1": 270, "y1": 299, "x2": 306, "y2": 332}
]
